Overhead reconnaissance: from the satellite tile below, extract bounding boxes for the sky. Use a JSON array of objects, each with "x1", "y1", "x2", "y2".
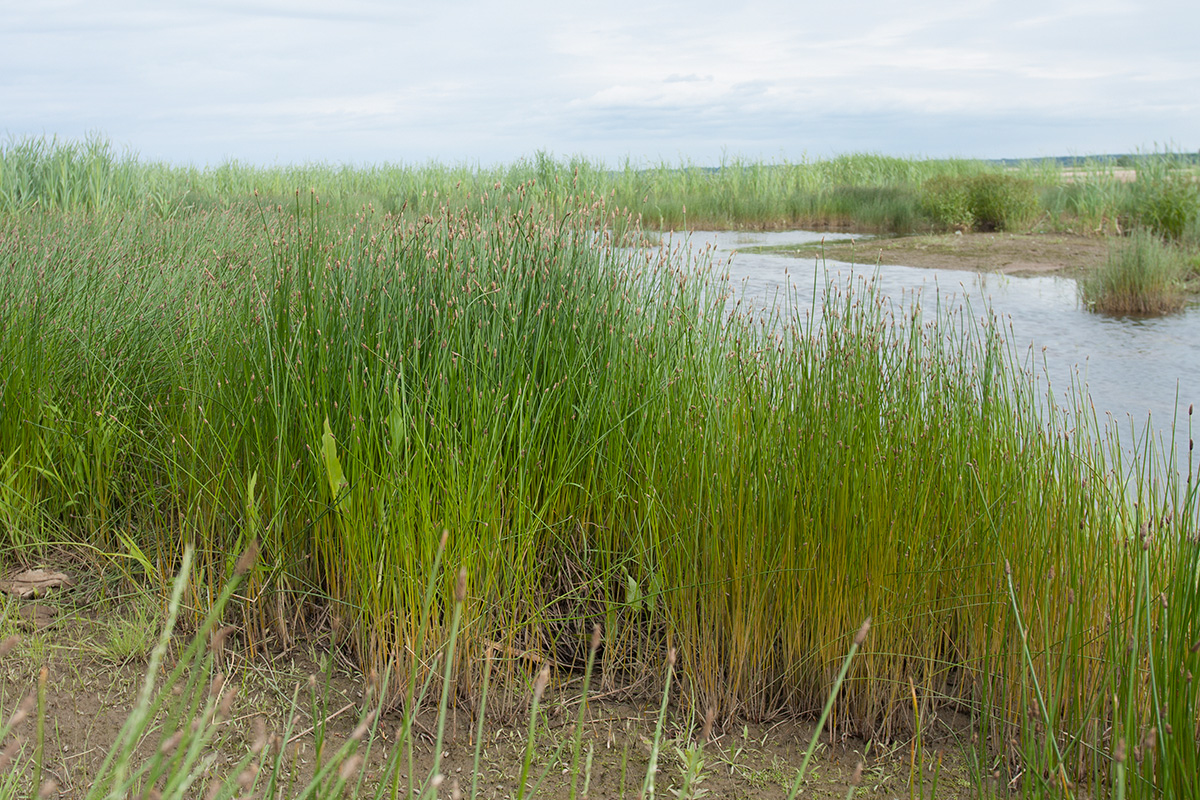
[{"x1": 2, "y1": 0, "x2": 1198, "y2": 167}]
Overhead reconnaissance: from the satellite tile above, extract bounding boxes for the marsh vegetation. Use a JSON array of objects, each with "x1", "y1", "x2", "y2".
[{"x1": 0, "y1": 137, "x2": 1198, "y2": 797}]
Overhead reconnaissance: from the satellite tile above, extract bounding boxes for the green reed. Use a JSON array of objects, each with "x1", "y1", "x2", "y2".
[{"x1": 0, "y1": 134, "x2": 1118, "y2": 233}]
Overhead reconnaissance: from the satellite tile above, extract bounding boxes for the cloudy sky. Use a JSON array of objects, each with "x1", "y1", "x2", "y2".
[{"x1": 3, "y1": 0, "x2": 1197, "y2": 167}]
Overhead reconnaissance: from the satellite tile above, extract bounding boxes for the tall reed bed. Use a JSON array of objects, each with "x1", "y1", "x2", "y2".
[
  {"x1": 8, "y1": 135, "x2": 1198, "y2": 240},
  {"x1": 1, "y1": 175, "x2": 1198, "y2": 795},
  {"x1": 0, "y1": 135, "x2": 1096, "y2": 233}
]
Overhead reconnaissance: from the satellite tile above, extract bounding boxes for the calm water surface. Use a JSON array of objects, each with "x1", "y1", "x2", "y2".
[{"x1": 678, "y1": 230, "x2": 1200, "y2": 483}]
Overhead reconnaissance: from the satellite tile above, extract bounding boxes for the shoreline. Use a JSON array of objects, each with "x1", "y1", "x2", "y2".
[{"x1": 733, "y1": 231, "x2": 1111, "y2": 279}]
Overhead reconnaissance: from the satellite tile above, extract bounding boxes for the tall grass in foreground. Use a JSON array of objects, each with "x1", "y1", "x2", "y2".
[
  {"x1": 1079, "y1": 229, "x2": 1191, "y2": 314},
  {"x1": 1, "y1": 186, "x2": 1199, "y2": 794}
]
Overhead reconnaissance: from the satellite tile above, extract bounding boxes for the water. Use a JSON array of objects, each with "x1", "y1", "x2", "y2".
[{"x1": 679, "y1": 230, "x2": 1200, "y2": 484}]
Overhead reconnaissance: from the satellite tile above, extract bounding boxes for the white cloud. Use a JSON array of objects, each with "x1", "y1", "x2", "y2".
[{"x1": 1, "y1": 0, "x2": 1196, "y2": 164}]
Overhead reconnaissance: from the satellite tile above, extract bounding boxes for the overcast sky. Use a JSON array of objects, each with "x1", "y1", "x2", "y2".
[{"x1": 3, "y1": 1, "x2": 1197, "y2": 167}]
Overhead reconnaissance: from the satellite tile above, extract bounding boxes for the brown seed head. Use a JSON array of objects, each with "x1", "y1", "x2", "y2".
[
  {"x1": 701, "y1": 707, "x2": 716, "y2": 742},
  {"x1": 9, "y1": 693, "x2": 35, "y2": 728},
  {"x1": 234, "y1": 539, "x2": 259, "y2": 576},
  {"x1": 0, "y1": 739, "x2": 22, "y2": 772},
  {"x1": 455, "y1": 566, "x2": 467, "y2": 603},
  {"x1": 37, "y1": 779, "x2": 58, "y2": 799},
  {"x1": 350, "y1": 711, "x2": 376, "y2": 742},
  {"x1": 339, "y1": 755, "x2": 364, "y2": 782},
  {"x1": 851, "y1": 761, "x2": 864, "y2": 786},
  {"x1": 216, "y1": 683, "x2": 238, "y2": 721},
  {"x1": 1114, "y1": 739, "x2": 1127, "y2": 764},
  {"x1": 159, "y1": 730, "x2": 184, "y2": 755},
  {"x1": 0, "y1": 635, "x2": 20, "y2": 659},
  {"x1": 1004, "y1": 560, "x2": 1012, "y2": 576},
  {"x1": 237, "y1": 764, "x2": 259, "y2": 791},
  {"x1": 210, "y1": 626, "x2": 235, "y2": 661},
  {"x1": 854, "y1": 617, "x2": 872, "y2": 647},
  {"x1": 590, "y1": 623, "x2": 602, "y2": 653},
  {"x1": 534, "y1": 664, "x2": 551, "y2": 701},
  {"x1": 667, "y1": 647, "x2": 677, "y2": 668},
  {"x1": 251, "y1": 716, "x2": 269, "y2": 754}
]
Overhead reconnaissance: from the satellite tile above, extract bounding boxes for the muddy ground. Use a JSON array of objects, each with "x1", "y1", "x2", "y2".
[
  {"x1": 0, "y1": 578, "x2": 988, "y2": 799},
  {"x1": 742, "y1": 232, "x2": 1111, "y2": 279}
]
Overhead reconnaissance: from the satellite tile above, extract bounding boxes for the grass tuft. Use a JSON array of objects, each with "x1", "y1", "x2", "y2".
[{"x1": 1080, "y1": 228, "x2": 1191, "y2": 314}]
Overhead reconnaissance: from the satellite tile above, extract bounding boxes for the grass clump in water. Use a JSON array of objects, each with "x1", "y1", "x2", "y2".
[{"x1": 1080, "y1": 228, "x2": 1192, "y2": 314}]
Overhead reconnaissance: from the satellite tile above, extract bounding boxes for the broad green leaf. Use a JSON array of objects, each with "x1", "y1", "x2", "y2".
[{"x1": 321, "y1": 417, "x2": 348, "y2": 507}]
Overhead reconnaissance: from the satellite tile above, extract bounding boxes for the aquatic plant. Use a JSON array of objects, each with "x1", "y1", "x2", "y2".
[{"x1": 1080, "y1": 228, "x2": 1190, "y2": 315}]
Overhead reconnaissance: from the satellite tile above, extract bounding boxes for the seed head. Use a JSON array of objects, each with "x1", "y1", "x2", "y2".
[
  {"x1": 216, "y1": 683, "x2": 238, "y2": 721},
  {"x1": 234, "y1": 539, "x2": 259, "y2": 576},
  {"x1": 159, "y1": 730, "x2": 184, "y2": 756},
  {"x1": 251, "y1": 716, "x2": 269, "y2": 755},
  {"x1": 0, "y1": 740, "x2": 21, "y2": 772},
  {"x1": 854, "y1": 617, "x2": 872, "y2": 647},
  {"x1": 455, "y1": 566, "x2": 467, "y2": 603},
  {"x1": 9, "y1": 693, "x2": 35, "y2": 728},
  {"x1": 339, "y1": 755, "x2": 364, "y2": 782},
  {"x1": 0, "y1": 635, "x2": 20, "y2": 659},
  {"x1": 701, "y1": 707, "x2": 716, "y2": 742},
  {"x1": 590, "y1": 623, "x2": 602, "y2": 653},
  {"x1": 210, "y1": 625, "x2": 235, "y2": 662},
  {"x1": 534, "y1": 664, "x2": 551, "y2": 701},
  {"x1": 236, "y1": 764, "x2": 259, "y2": 791},
  {"x1": 350, "y1": 711, "x2": 376, "y2": 742}
]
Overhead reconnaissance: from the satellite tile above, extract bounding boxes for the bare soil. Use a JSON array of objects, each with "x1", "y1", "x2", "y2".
[
  {"x1": 763, "y1": 232, "x2": 1110, "y2": 279},
  {"x1": 0, "y1": 578, "x2": 987, "y2": 799}
]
